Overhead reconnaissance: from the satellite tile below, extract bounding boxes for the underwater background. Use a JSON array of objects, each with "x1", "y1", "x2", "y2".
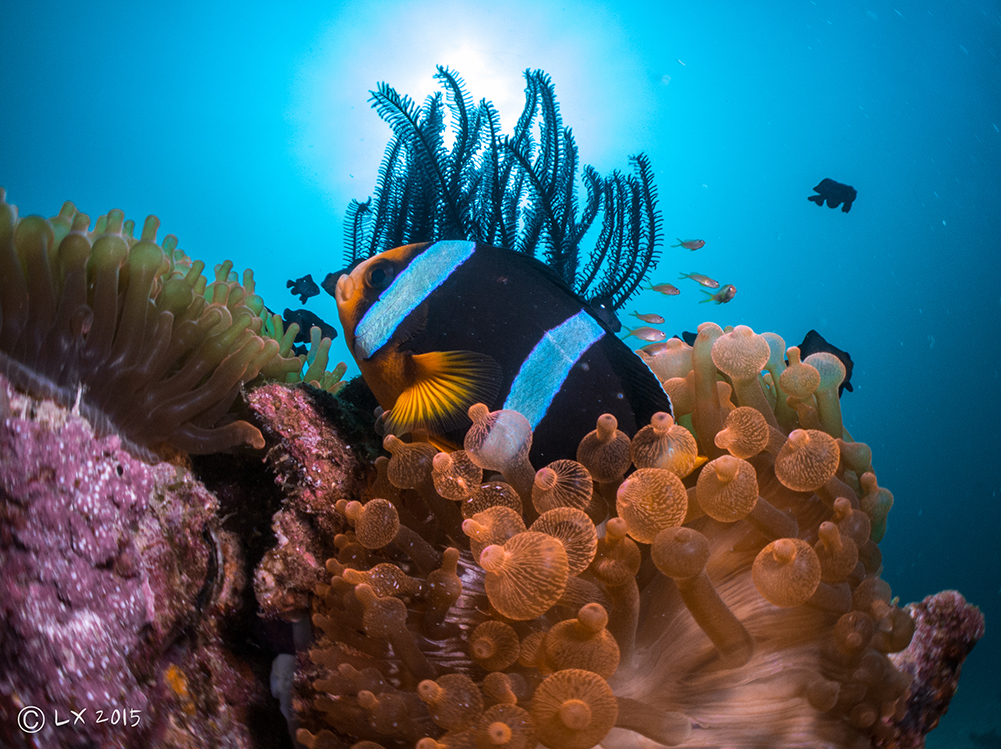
[{"x1": 2, "y1": 0, "x2": 999, "y2": 746}]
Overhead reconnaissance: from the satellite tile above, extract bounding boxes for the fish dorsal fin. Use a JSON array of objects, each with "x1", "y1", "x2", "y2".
[
  {"x1": 494, "y1": 247, "x2": 577, "y2": 294},
  {"x1": 384, "y1": 350, "x2": 503, "y2": 437},
  {"x1": 493, "y1": 248, "x2": 622, "y2": 335}
]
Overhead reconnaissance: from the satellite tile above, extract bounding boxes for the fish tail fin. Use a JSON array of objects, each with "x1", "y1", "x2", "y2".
[
  {"x1": 384, "y1": 351, "x2": 502, "y2": 437},
  {"x1": 671, "y1": 239, "x2": 683, "y2": 247},
  {"x1": 699, "y1": 290, "x2": 713, "y2": 304}
]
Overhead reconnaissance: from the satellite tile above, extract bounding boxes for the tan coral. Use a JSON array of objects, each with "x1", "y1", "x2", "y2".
[
  {"x1": 636, "y1": 336, "x2": 692, "y2": 382},
  {"x1": 530, "y1": 670, "x2": 618, "y2": 749},
  {"x1": 529, "y1": 507, "x2": 597, "y2": 575},
  {"x1": 469, "y1": 620, "x2": 521, "y2": 672},
  {"x1": 629, "y1": 411, "x2": 699, "y2": 477},
  {"x1": 774, "y1": 428, "x2": 841, "y2": 492},
  {"x1": 531, "y1": 459, "x2": 593, "y2": 514},
  {"x1": 711, "y1": 324, "x2": 779, "y2": 429},
  {"x1": 295, "y1": 318, "x2": 942, "y2": 749},
  {"x1": 541, "y1": 603, "x2": 620, "y2": 677},
  {"x1": 615, "y1": 467, "x2": 688, "y2": 543},
  {"x1": 752, "y1": 538, "x2": 822, "y2": 607},
  {"x1": 479, "y1": 531, "x2": 569, "y2": 620}
]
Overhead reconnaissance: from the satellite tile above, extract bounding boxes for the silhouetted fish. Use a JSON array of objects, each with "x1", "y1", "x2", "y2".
[
  {"x1": 283, "y1": 308, "x2": 338, "y2": 346},
  {"x1": 287, "y1": 274, "x2": 320, "y2": 303},
  {"x1": 797, "y1": 329, "x2": 855, "y2": 395},
  {"x1": 808, "y1": 178, "x2": 857, "y2": 213}
]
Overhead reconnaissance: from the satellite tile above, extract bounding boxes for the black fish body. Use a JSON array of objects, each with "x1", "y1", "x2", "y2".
[
  {"x1": 808, "y1": 178, "x2": 857, "y2": 213},
  {"x1": 282, "y1": 308, "x2": 338, "y2": 345},
  {"x1": 287, "y1": 273, "x2": 320, "y2": 303},
  {"x1": 335, "y1": 241, "x2": 671, "y2": 465}
]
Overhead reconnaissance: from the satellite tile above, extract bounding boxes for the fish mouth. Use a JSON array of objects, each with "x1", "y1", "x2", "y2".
[{"x1": 335, "y1": 273, "x2": 355, "y2": 304}]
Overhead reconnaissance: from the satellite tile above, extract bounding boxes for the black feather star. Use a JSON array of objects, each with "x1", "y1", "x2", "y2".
[{"x1": 344, "y1": 66, "x2": 662, "y2": 310}]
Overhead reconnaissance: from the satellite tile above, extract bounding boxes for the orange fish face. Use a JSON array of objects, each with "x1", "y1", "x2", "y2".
[
  {"x1": 335, "y1": 242, "x2": 430, "y2": 361},
  {"x1": 334, "y1": 242, "x2": 433, "y2": 408},
  {"x1": 334, "y1": 240, "x2": 507, "y2": 436}
]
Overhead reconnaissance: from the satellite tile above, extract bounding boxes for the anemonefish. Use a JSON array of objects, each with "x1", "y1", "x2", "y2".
[{"x1": 335, "y1": 241, "x2": 672, "y2": 464}]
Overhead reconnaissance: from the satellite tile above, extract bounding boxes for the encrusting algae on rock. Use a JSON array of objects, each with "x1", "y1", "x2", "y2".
[
  {"x1": 0, "y1": 371, "x2": 275, "y2": 749},
  {"x1": 290, "y1": 322, "x2": 982, "y2": 749}
]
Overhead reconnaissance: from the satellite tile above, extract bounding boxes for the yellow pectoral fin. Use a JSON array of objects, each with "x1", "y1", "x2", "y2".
[{"x1": 384, "y1": 350, "x2": 502, "y2": 437}]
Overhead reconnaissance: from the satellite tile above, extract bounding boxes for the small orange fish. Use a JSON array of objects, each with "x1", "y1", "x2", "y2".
[
  {"x1": 699, "y1": 284, "x2": 736, "y2": 304},
  {"x1": 630, "y1": 311, "x2": 665, "y2": 325},
  {"x1": 623, "y1": 326, "x2": 667, "y2": 342},
  {"x1": 671, "y1": 238, "x2": 705, "y2": 251},
  {"x1": 679, "y1": 272, "x2": 720, "y2": 289},
  {"x1": 645, "y1": 282, "x2": 681, "y2": 295}
]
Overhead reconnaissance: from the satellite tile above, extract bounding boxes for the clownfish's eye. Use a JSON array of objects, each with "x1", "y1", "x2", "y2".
[{"x1": 366, "y1": 262, "x2": 394, "y2": 290}]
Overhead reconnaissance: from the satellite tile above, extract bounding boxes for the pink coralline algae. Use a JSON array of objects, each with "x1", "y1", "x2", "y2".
[
  {"x1": 0, "y1": 372, "x2": 268, "y2": 748},
  {"x1": 248, "y1": 382, "x2": 365, "y2": 620},
  {"x1": 1, "y1": 387, "x2": 152, "y2": 747},
  {"x1": 879, "y1": 591, "x2": 986, "y2": 749}
]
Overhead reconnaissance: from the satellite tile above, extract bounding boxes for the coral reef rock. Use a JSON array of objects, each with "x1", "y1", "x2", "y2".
[
  {"x1": 0, "y1": 372, "x2": 269, "y2": 748},
  {"x1": 249, "y1": 382, "x2": 366, "y2": 622},
  {"x1": 880, "y1": 590, "x2": 985, "y2": 748}
]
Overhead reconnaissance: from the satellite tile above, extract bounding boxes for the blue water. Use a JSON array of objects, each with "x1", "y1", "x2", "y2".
[{"x1": 2, "y1": 1, "x2": 999, "y2": 744}]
